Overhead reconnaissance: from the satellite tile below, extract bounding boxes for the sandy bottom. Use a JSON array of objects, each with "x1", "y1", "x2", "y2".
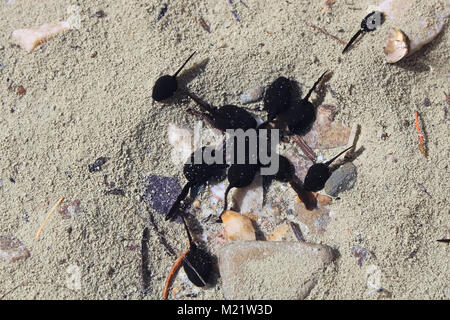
[{"x1": 0, "y1": 0, "x2": 449, "y2": 300}]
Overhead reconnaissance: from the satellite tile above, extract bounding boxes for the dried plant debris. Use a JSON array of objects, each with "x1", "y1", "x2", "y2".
[
  {"x1": 157, "y1": 3, "x2": 168, "y2": 21},
  {"x1": 141, "y1": 227, "x2": 151, "y2": 296},
  {"x1": 88, "y1": 157, "x2": 110, "y2": 172},
  {"x1": 302, "y1": 105, "x2": 351, "y2": 149},
  {"x1": 0, "y1": 236, "x2": 30, "y2": 264},
  {"x1": 144, "y1": 175, "x2": 182, "y2": 215}
]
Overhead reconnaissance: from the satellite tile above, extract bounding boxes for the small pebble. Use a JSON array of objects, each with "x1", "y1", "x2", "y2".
[
  {"x1": 240, "y1": 86, "x2": 264, "y2": 104},
  {"x1": 221, "y1": 210, "x2": 256, "y2": 241},
  {"x1": 17, "y1": 85, "x2": 26, "y2": 95},
  {"x1": 324, "y1": 162, "x2": 357, "y2": 197},
  {"x1": 0, "y1": 236, "x2": 30, "y2": 264},
  {"x1": 218, "y1": 241, "x2": 336, "y2": 299}
]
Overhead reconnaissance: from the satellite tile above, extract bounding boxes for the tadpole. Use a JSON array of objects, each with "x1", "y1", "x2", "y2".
[
  {"x1": 303, "y1": 147, "x2": 352, "y2": 192},
  {"x1": 342, "y1": 11, "x2": 384, "y2": 53},
  {"x1": 152, "y1": 52, "x2": 196, "y2": 102},
  {"x1": 284, "y1": 71, "x2": 328, "y2": 136},
  {"x1": 263, "y1": 76, "x2": 292, "y2": 122},
  {"x1": 181, "y1": 216, "x2": 212, "y2": 287},
  {"x1": 166, "y1": 146, "x2": 228, "y2": 221},
  {"x1": 186, "y1": 92, "x2": 257, "y2": 131}
]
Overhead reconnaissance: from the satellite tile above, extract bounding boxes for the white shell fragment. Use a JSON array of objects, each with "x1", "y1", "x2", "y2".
[
  {"x1": 12, "y1": 21, "x2": 71, "y2": 53},
  {"x1": 384, "y1": 27, "x2": 409, "y2": 63},
  {"x1": 377, "y1": 0, "x2": 450, "y2": 63},
  {"x1": 167, "y1": 123, "x2": 194, "y2": 165}
]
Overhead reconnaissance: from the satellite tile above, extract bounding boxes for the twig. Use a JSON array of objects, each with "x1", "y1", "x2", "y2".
[
  {"x1": 140, "y1": 227, "x2": 151, "y2": 297},
  {"x1": 227, "y1": 0, "x2": 241, "y2": 22},
  {"x1": 162, "y1": 249, "x2": 190, "y2": 300},
  {"x1": 305, "y1": 21, "x2": 347, "y2": 45},
  {"x1": 414, "y1": 111, "x2": 427, "y2": 157},
  {"x1": 289, "y1": 222, "x2": 305, "y2": 242},
  {"x1": 35, "y1": 197, "x2": 64, "y2": 240},
  {"x1": 291, "y1": 135, "x2": 317, "y2": 162}
]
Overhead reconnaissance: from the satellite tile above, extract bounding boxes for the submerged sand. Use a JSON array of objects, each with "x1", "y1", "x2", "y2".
[{"x1": 0, "y1": 0, "x2": 449, "y2": 299}]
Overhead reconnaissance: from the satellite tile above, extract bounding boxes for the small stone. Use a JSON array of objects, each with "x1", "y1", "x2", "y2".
[
  {"x1": 144, "y1": 175, "x2": 182, "y2": 215},
  {"x1": 167, "y1": 123, "x2": 193, "y2": 165},
  {"x1": 0, "y1": 236, "x2": 30, "y2": 264},
  {"x1": 324, "y1": 162, "x2": 357, "y2": 197},
  {"x1": 240, "y1": 87, "x2": 264, "y2": 104},
  {"x1": 221, "y1": 211, "x2": 256, "y2": 241},
  {"x1": 218, "y1": 241, "x2": 335, "y2": 299}
]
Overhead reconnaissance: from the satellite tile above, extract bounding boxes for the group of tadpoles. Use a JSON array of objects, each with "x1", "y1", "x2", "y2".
[{"x1": 152, "y1": 11, "x2": 384, "y2": 293}]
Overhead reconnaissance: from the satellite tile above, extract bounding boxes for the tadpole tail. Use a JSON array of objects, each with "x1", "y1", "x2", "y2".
[
  {"x1": 289, "y1": 178, "x2": 316, "y2": 211},
  {"x1": 173, "y1": 51, "x2": 196, "y2": 77},
  {"x1": 325, "y1": 146, "x2": 353, "y2": 167},
  {"x1": 342, "y1": 29, "x2": 363, "y2": 54},
  {"x1": 220, "y1": 184, "x2": 233, "y2": 219},
  {"x1": 304, "y1": 70, "x2": 329, "y2": 101},
  {"x1": 186, "y1": 91, "x2": 216, "y2": 114},
  {"x1": 180, "y1": 215, "x2": 194, "y2": 246},
  {"x1": 165, "y1": 182, "x2": 192, "y2": 221}
]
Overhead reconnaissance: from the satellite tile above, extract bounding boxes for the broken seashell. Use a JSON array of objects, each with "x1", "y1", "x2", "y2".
[
  {"x1": 221, "y1": 210, "x2": 256, "y2": 241},
  {"x1": 378, "y1": 0, "x2": 450, "y2": 63},
  {"x1": 302, "y1": 105, "x2": 351, "y2": 150},
  {"x1": 12, "y1": 21, "x2": 71, "y2": 53},
  {"x1": 384, "y1": 27, "x2": 409, "y2": 63}
]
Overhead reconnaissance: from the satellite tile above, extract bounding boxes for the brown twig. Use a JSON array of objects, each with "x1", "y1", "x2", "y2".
[
  {"x1": 35, "y1": 197, "x2": 64, "y2": 240},
  {"x1": 414, "y1": 111, "x2": 427, "y2": 157},
  {"x1": 305, "y1": 21, "x2": 347, "y2": 45},
  {"x1": 162, "y1": 249, "x2": 190, "y2": 300},
  {"x1": 290, "y1": 135, "x2": 317, "y2": 162}
]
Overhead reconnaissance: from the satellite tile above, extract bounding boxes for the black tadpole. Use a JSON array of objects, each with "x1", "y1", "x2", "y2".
[
  {"x1": 152, "y1": 52, "x2": 196, "y2": 101},
  {"x1": 222, "y1": 164, "x2": 260, "y2": 215},
  {"x1": 264, "y1": 76, "x2": 292, "y2": 122},
  {"x1": 186, "y1": 92, "x2": 257, "y2": 131},
  {"x1": 166, "y1": 146, "x2": 227, "y2": 221},
  {"x1": 342, "y1": 11, "x2": 384, "y2": 54},
  {"x1": 181, "y1": 216, "x2": 212, "y2": 287},
  {"x1": 272, "y1": 155, "x2": 316, "y2": 210},
  {"x1": 285, "y1": 71, "x2": 328, "y2": 136},
  {"x1": 303, "y1": 147, "x2": 352, "y2": 192}
]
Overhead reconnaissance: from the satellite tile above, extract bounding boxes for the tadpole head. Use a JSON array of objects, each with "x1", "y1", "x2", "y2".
[
  {"x1": 227, "y1": 164, "x2": 259, "y2": 188},
  {"x1": 213, "y1": 105, "x2": 257, "y2": 131},
  {"x1": 287, "y1": 100, "x2": 316, "y2": 135},
  {"x1": 152, "y1": 75, "x2": 177, "y2": 101},
  {"x1": 183, "y1": 244, "x2": 213, "y2": 287},
  {"x1": 361, "y1": 11, "x2": 384, "y2": 33},
  {"x1": 264, "y1": 77, "x2": 292, "y2": 121},
  {"x1": 274, "y1": 155, "x2": 295, "y2": 182},
  {"x1": 303, "y1": 163, "x2": 330, "y2": 192},
  {"x1": 183, "y1": 146, "x2": 227, "y2": 184}
]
